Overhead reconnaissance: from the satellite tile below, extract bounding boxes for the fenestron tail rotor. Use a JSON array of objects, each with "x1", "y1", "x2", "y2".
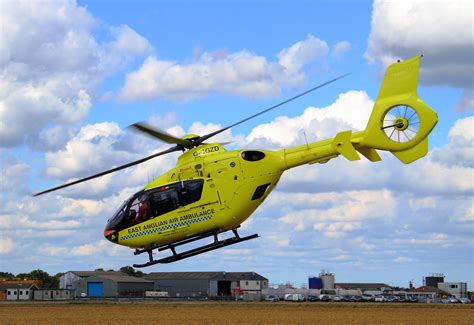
[
  {"x1": 381, "y1": 105, "x2": 420, "y2": 143},
  {"x1": 34, "y1": 73, "x2": 349, "y2": 196}
]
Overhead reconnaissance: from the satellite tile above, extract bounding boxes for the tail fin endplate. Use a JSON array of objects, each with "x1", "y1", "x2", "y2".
[{"x1": 356, "y1": 55, "x2": 438, "y2": 164}]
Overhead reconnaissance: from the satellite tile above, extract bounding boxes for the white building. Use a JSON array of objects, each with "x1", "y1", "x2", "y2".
[
  {"x1": 437, "y1": 282, "x2": 468, "y2": 299},
  {"x1": 1, "y1": 283, "x2": 38, "y2": 300}
]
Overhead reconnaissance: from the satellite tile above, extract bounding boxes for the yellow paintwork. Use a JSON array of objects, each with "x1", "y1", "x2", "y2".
[{"x1": 115, "y1": 56, "x2": 438, "y2": 250}]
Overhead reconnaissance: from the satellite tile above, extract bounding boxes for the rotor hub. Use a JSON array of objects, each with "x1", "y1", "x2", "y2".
[{"x1": 393, "y1": 117, "x2": 409, "y2": 131}]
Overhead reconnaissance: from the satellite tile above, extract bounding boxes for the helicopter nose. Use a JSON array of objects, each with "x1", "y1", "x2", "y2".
[{"x1": 104, "y1": 229, "x2": 118, "y2": 243}]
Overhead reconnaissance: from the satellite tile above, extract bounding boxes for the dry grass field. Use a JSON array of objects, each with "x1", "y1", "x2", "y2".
[{"x1": 0, "y1": 301, "x2": 473, "y2": 325}]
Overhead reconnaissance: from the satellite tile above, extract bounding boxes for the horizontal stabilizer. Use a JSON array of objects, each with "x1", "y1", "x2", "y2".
[
  {"x1": 357, "y1": 147, "x2": 382, "y2": 162},
  {"x1": 392, "y1": 137, "x2": 428, "y2": 164},
  {"x1": 332, "y1": 131, "x2": 360, "y2": 161}
]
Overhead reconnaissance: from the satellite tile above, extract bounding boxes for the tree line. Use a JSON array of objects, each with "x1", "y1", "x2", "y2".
[{"x1": 0, "y1": 266, "x2": 146, "y2": 289}]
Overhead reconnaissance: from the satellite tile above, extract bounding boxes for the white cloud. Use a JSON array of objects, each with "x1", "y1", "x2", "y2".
[
  {"x1": 110, "y1": 24, "x2": 153, "y2": 57},
  {"x1": 409, "y1": 197, "x2": 437, "y2": 211},
  {"x1": 365, "y1": 0, "x2": 473, "y2": 111},
  {"x1": 277, "y1": 34, "x2": 329, "y2": 72},
  {"x1": 279, "y1": 190, "x2": 396, "y2": 237},
  {"x1": 71, "y1": 240, "x2": 112, "y2": 256},
  {"x1": 72, "y1": 244, "x2": 99, "y2": 256},
  {"x1": 448, "y1": 116, "x2": 474, "y2": 142},
  {"x1": 430, "y1": 116, "x2": 474, "y2": 168},
  {"x1": 246, "y1": 90, "x2": 373, "y2": 147},
  {"x1": 455, "y1": 89, "x2": 474, "y2": 113},
  {"x1": 44, "y1": 122, "x2": 128, "y2": 178},
  {"x1": 0, "y1": 237, "x2": 14, "y2": 254},
  {"x1": 39, "y1": 245, "x2": 68, "y2": 257},
  {"x1": 331, "y1": 41, "x2": 352, "y2": 59},
  {"x1": 119, "y1": 34, "x2": 329, "y2": 101},
  {"x1": 0, "y1": 0, "x2": 153, "y2": 148},
  {"x1": 0, "y1": 157, "x2": 31, "y2": 191},
  {"x1": 405, "y1": 233, "x2": 449, "y2": 246}
]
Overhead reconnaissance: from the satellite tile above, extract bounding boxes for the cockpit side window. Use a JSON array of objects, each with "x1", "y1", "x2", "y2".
[
  {"x1": 178, "y1": 179, "x2": 204, "y2": 206},
  {"x1": 149, "y1": 188, "x2": 179, "y2": 217},
  {"x1": 107, "y1": 179, "x2": 205, "y2": 231}
]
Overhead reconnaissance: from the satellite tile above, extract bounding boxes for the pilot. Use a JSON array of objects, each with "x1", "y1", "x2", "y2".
[{"x1": 137, "y1": 201, "x2": 149, "y2": 221}]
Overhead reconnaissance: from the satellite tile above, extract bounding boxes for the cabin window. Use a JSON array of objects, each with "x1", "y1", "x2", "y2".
[
  {"x1": 106, "y1": 179, "x2": 205, "y2": 231},
  {"x1": 251, "y1": 183, "x2": 271, "y2": 200},
  {"x1": 19, "y1": 291, "x2": 23, "y2": 295},
  {"x1": 149, "y1": 188, "x2": 180, "y2": 216},
  {"x1": 242, "y1": 151, "x2": 265, "y2": 161}
]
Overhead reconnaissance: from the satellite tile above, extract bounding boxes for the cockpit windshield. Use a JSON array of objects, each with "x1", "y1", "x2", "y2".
[{"x1": 105, "y1": 179, "x2": 204, "y2": 232}]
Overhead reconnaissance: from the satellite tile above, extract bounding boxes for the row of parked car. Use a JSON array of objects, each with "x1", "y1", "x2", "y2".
[
  {"x1": 439, "y1": 297, "x2": 472, "y2": 304},
  {"x1": 266, "y1": 294, "x2": 471, "y2": 304}
]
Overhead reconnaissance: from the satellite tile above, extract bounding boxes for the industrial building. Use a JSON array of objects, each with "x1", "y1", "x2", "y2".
[
  {"x1": 0, "y1": 283, "x2": 38, "y2": 300},
  {"x1": 407, "y1": 286, "x2": 448, "y2": 301},
  {"x1": 308, "y1": 271, "x2": 392, "y2": 292},
  {"x1": 33, "y1": 289, "x2": 75, "y2": 300},
  {"x1": 424, "y1": 274, "x2": 445, "y2": 288},
  {"x1": 143, "y1": 272, "x2": 268, "y2": 298},
  {"x1": 60, "y1": 271, "x2": 154, "y2": 298},
  {"x1": 437, "y1": 282, "x2": 468, "y2": 299}
]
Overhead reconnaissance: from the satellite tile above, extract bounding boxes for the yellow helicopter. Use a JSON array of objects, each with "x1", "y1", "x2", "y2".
[{"x1": 35, "y1": 56, "x2": 437, "y2": 268}]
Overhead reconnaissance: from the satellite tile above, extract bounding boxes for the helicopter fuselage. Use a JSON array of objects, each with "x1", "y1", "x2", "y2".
[{"x1": 104, "y1": 130, "x2": 367, "y2": 250}]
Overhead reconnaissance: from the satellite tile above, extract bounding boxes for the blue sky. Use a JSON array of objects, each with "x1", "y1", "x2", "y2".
[{"x1": 1, "y1": 0, "x2": 472, "y2": 289}]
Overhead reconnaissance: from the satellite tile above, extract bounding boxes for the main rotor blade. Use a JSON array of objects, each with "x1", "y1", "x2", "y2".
[
  {"x1": 196, "y1": 73, "x2": 350, "y2": 145},
  {"x1": 131, "y1": 122, "x2": 192, "y2": 147},
  {"x1": 33, "y1": 145, "x2": 183, "y2": 196}
]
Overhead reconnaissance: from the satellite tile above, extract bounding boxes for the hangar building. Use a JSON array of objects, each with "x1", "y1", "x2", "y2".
[
  {"x1": 60, "y1": 271, "x2": 153, "y2": 298},
  {"x1": 143, "y1": 271, "x2": 268, "y2": 298}
]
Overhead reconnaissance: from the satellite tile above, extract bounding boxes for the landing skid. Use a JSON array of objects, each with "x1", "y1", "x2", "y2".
[{"x1": 132, "y1": 228, "x2": 259, "y2": 268}]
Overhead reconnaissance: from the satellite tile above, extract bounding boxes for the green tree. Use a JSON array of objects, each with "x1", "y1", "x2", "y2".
[
  {"x1": 30, "y1": 269, "x2": 56, "y2": 288},
  {"x1": 120, "y1": 266, "x2": 136, "y2": 276},
  {"x1": 119, "y1": 266, "x2": 145, "y2": 277},
  {"x1": 0, "y1": 272, "x2": 14, "y2": 278}
]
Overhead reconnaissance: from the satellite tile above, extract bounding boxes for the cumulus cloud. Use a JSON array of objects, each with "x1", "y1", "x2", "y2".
[
  {"x1": 119, "y1": 34, "x2": 329, "y2": 101},
  {"x1": 0, "y1": 156, "x2": 31, "y2": 192},
  {"x1": 110, "y1": 24, "x2": 153, "y2": 57},
  {"x1": 455, "y1": 89, "x2": 474, "y2": 113},
  {"x1": 246, "y1": 90, "x2": 373, "y2": 147},
  {"x1": 331, "y1": 41, "x2": 352, "y2": 59},
  {"x1": 0, "y1": 0, "x2": 152, "y2": 148},
  {"x1": 0, "y1": 237, "x2": 14, "y2": 254},
  {"x1": 365, "y1": 0, "x2": 474, "y2": 111},
  {"x1": 430, "y1": 116, "x2": 474, "y2": 168},
  {"x1": 278, "y1": 190, "x2": 396, "y2": 237}
]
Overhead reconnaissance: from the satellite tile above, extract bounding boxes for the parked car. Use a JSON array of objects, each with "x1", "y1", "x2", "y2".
[
  {"x1": 342, "y1": 295, "x2": 352, "y2": 302},
  {"x1": 284, "y1": 294, "x2": 305, "y2": 302},
  {"x1": 351, "y1": 295, "x2": 362, "y2": 302},
  {"x1": 319, "y1": 294, "x2": 331, "y2": 301},
  {"x1": 374, "y1": 296, "x2": 387, "y2": 302},
  {"x1": 332, "y1": 295, "x2": 343, "y2": 302},
  {"x1": 441, "y1": 298, "x2": 451, "y2": 304},
  {"x1": 265, "y1": 294, "x2": 279, "y2": 302},
  {"x1": 307, "y1": 295, "x2": 319, "y2": 302},
  {"x1": 449, "y1": 297, "x2": 459, "y2": 303},
  {"x1": 362, "y1": 295, "x2": 374, "y2": 302},
  {"x1": 407, "y1": 296, "x2": 418, "y2": 303},
  {"x1": 459, "y1": 298, "x2": 471, "y2": 304}
]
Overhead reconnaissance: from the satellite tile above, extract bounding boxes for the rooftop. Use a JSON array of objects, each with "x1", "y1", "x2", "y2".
[
  {"x1": 0, "y1": 283, "x2": 38, "y2": 290},
  {"x1": 335, "y1": 283, "x2": 392, "y2": 290},
  {"x1": 144, "y1": 272, "x2": 267, "y2": 281}
]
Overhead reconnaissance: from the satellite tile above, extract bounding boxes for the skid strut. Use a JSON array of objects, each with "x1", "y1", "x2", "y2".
[{"x1": 133, "y1": 228, "x2": 258, "y2": 268}]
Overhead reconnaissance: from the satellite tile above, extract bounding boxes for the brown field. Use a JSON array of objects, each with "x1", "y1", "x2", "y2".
[{"x1": 0, "y1": 301, "x2": 473, "y2": 325}]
